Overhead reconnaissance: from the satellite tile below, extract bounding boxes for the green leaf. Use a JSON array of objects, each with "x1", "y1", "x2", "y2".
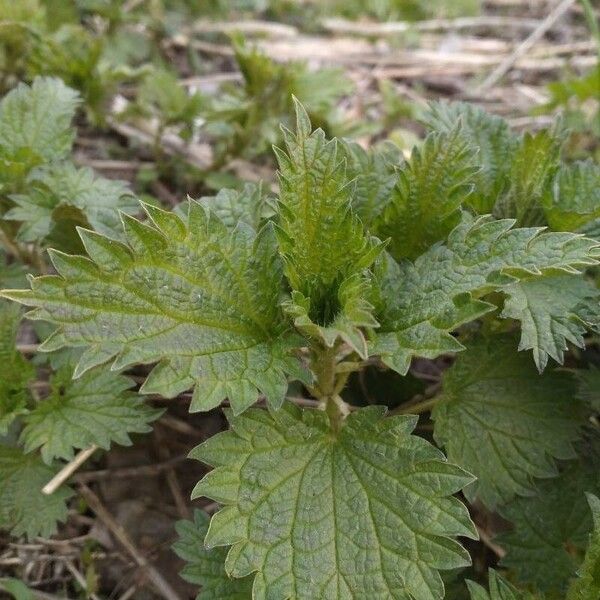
[
  {"x1": 498, "y1": 456, "x2": 600, "y2": 594},
  {"x1": 494, "y1": 128, "x2": 563, "y2": 226},
  {"x1": 290, "y1": 64, "x2": 352, "y2": 123},
  {"x1": 338, "y1": 139, "x2": 399, "y2": 225},
  {"x1": 422, "y1": 101, "x2": 517, "y2": 214},
  {"x1": 0, "y1": 77, "x2": 79, "y2": 175},
  {"x1": 466, "y1": 569, "x2": 533, "y2": 600},
  {"x1": 373, "y1": 126, "x2": 480, "y2": 261},
  {"x1": 6, "y1": 163, "x2": 139, "y2": 247},
  {"x1": 542, "y1": 161, "x2": 600, "y2": 235},
  {"x1": 173, "y1": 510, "x2": 253, "y2": 599},
  {"x1": 576, "y1": 367, "x2": 600, "y2": 412},
  {"x1": 545, "y1": 69, "x2": 600, "y2": 107},
  {"x1": 282, "y1": 274, "x2": 378, "y2": 359},
  {"x1": 0, "y1": 445, "x2": 72, "y2": 539},
  {"x1": 20, "y1": 364, "x2": 161, "y2": 463},
  {"x1": 206, "y1": 38, "x2": 350, "y2": 159},
  {"x1": 370, "y1": 213, "x2": 599, "y2": 375},
  {"x1": 500, "y1": 275, "x2": 599, "y2": 371},
  {"x1": 0, "y1": 577, "x2": 35, "y2": 600},
  {"x1": 433, "y1": 334, "x2": 585, "y2": 509},
  {"x1": 275, "y1": 101, "x2": 381, "y2": 354},
  {"x1": 138, "y1": 68, "x2": 205, "y2": 130},
  {"x1": 199, "y1": 182, "x2": 274, "y2": 231},
  {"x1": 191, "y1": 402, "x2": 477, "y2": 600},
  {"x1": 566, "y1": 493, "x2": 600, "y2": 600},
  {"x1": 2, "y1": 201, "x2": 300, "y2": 415},
  {"x1": 0, "y1": 301, "x2": 34, "y2": 434},
  {"x1": 0, "y1": 249, "x2": 28, "y2": 289}
]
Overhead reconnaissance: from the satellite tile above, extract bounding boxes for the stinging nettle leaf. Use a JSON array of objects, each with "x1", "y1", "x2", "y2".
[
  {"x1": 338, "y1": 139, "x2": 400, "y2": 225},
  {"x1": 501, "y1": 274, "x2": 599, "y2": 371},
  {"x1": 370, "y1": 213, "x2": 600, "y2": 375},
  {"x1": 0, "y1": 77, "x2": 80, "y2": 173},
  {"x1": 0, "y1": 300, "x2": 34, "y2": 434},
  {"x1": 373, "y1": 125, "x2": 480, "y2": 261},
  {"x1": 2, "y1": 201, "x2": 302, "y2": 415},
  {"x1": 191, "y1": 402, "x2": 477, "y2": 600},
  {"x1": 275, "y1": 101, "x2": 382, "y2": 356},
  {"x1": 6, "y1": 163, "x2": 139, "y2": 247},
  {"x1": 466, "y1": 569, "x2": 534, "y2": 600},
  {"x1": 566, "y1": 493, "x2": 600, "y2": 600},
  {"x1": 576, "y1": 367, "x2": 600, "y2": 412},
  {"x1": 206, "y1": 37, "x2": 351, "y2": 159},
  {"x1": 199, "y1": 182, "x2": 275, "y2": 232},
  {"x1": 494, "y1": 128, "x2": 563, "y2": 227},
  {"x1": 422, "y1": 101, "x2": 518, "y2": 215},
  {"x1": 0, "y1": 446, "x2": 72, "y2": 539},
  {"x1": 433, "y1": 334, "x2": 585, "y2": 509},
  {"x1": 173, "y1": 509, "x2": 253, "y2": 599},
  {"x1": 498, "y1": 455, "x2": 600, "y2": 594},
  {"x1": 542, "y1": 160, "x2": 600, "y2": 236},
  {"x1": 20, "y1": 364, "x2": 162, "y2": 463}
]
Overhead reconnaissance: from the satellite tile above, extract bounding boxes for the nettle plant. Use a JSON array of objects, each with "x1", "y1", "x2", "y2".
[
  {"x1": 2, "y1": 99, "x2": 600, "y2": 599},
  {"x1": 0, "y1": 77, "x2": 140, "y2": 260}
]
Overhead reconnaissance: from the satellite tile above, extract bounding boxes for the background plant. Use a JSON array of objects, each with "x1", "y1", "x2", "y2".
[
  {"x1": 0, "y1": 0, "x2": 599, "y2": 598},
  {"x1": 2, "y1": 98, "x2": 599, "y2": 598}
]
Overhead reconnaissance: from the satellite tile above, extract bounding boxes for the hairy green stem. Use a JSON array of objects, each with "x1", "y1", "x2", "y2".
[
  {"x1": 312, "y1": 343, "x2": 350, "y2": 432},
  {"x1": 392, "y1": 396, "x2": 439, "y2": 416},
  {"x1": 0, "y1": 227, "x2": 23, "y2": 263},
  {"x1": 0, "y1": 226, "x2": 43, "y2": 271}
]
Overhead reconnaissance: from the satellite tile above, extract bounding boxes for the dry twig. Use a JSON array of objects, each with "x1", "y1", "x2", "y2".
[
  {"x1": 78, "y1": 484, "x2": 182, "y2": 600},
  {"x1": 474, "y1": 0, "x2": 578, "y2": 93},
  {"x1": 322, "y1": 15, "x2": 543, "y2": 36},
  {"x1": 43, "y1": 446, "x2": 99, "y2": 495}
]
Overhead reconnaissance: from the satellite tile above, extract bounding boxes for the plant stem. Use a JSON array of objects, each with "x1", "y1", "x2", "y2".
[
  {"x1": 312, "y1": 343, "x2": 337, "y2": 398},
  {"x1": 393, "y1": 396, "x2": 439, "y2": 416},
  {"x1": 0, "y1": 227, "x2": 25, "y2": 263},
  {"x1": 325, "y1": 394, "x2": 351, "y2": 433},
  {"x1": 312, "y1": 342, "x2": 350, "y2": 432}
]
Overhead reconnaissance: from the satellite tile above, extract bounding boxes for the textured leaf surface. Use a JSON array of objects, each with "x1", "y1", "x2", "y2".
[
  {"x1": 494, "y1": 129, "x2": 562, "y2": 226},
  {"x1": 173, "y1": 510, "x2": 253, "y2": 599},
  {"x1": 0, "y1": 301, "x2": 34, "y2": 434},
  {"x1": 275, "y1": 102, "x2": 376, "y2": 306},
  {"x1": 192, "y1": 403, "x2": 477, "y2": 600},
  {"x1": 433, "y1": 335, "x2": 584, "y2": 509},
  {"x1": 0, "y1": 77, "x2": 79, "y2": 171},
  {"x1": 20, "y1": 365, "x2": 161, "y2": 463},
  {"x1": 6, "y1": 164, "x2": 138, "y2": 245},
  {"x1": 498, "y1": 457, "x2": 600, "y2": 594},
  {"x1": 501, "y1": 275, "x2": 599, "y2": 371},
  {"x1": 467, "y1": 570, "x2": 532, "y2": 600},
  {"x1": 3, "y1": 201, "x2": 300, "y2": 415},
  {"x1": 370, "y1": 213, "x2": 599, "y2": 375},
  {"x1": 577, "y1": 367, "x2": 600, "y2": 412},
  {"x1": 373, "y1": 126, "x2": 480, "y2": 261},
  {"x1": 543, "y1": 161, "x2": 600, "y2": 235},
  {"x1": 339, "y1": 139, "x2": 399, "y2": 225},
  {"x1": 200, "y1": 183, "x2": 274, "y2": 231},
  {"x1": 0, "y1": 446, "x2": 72, "y2": 539},
  {"x1": 423, "y1": 102, "x2": 517, "y2": 214},
  {"x1": 275, "y1": 102, "x2": 380, "y2": 353},
  {"x1": 566, "y1": 493, "x2": 600, "y2": 600}
]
